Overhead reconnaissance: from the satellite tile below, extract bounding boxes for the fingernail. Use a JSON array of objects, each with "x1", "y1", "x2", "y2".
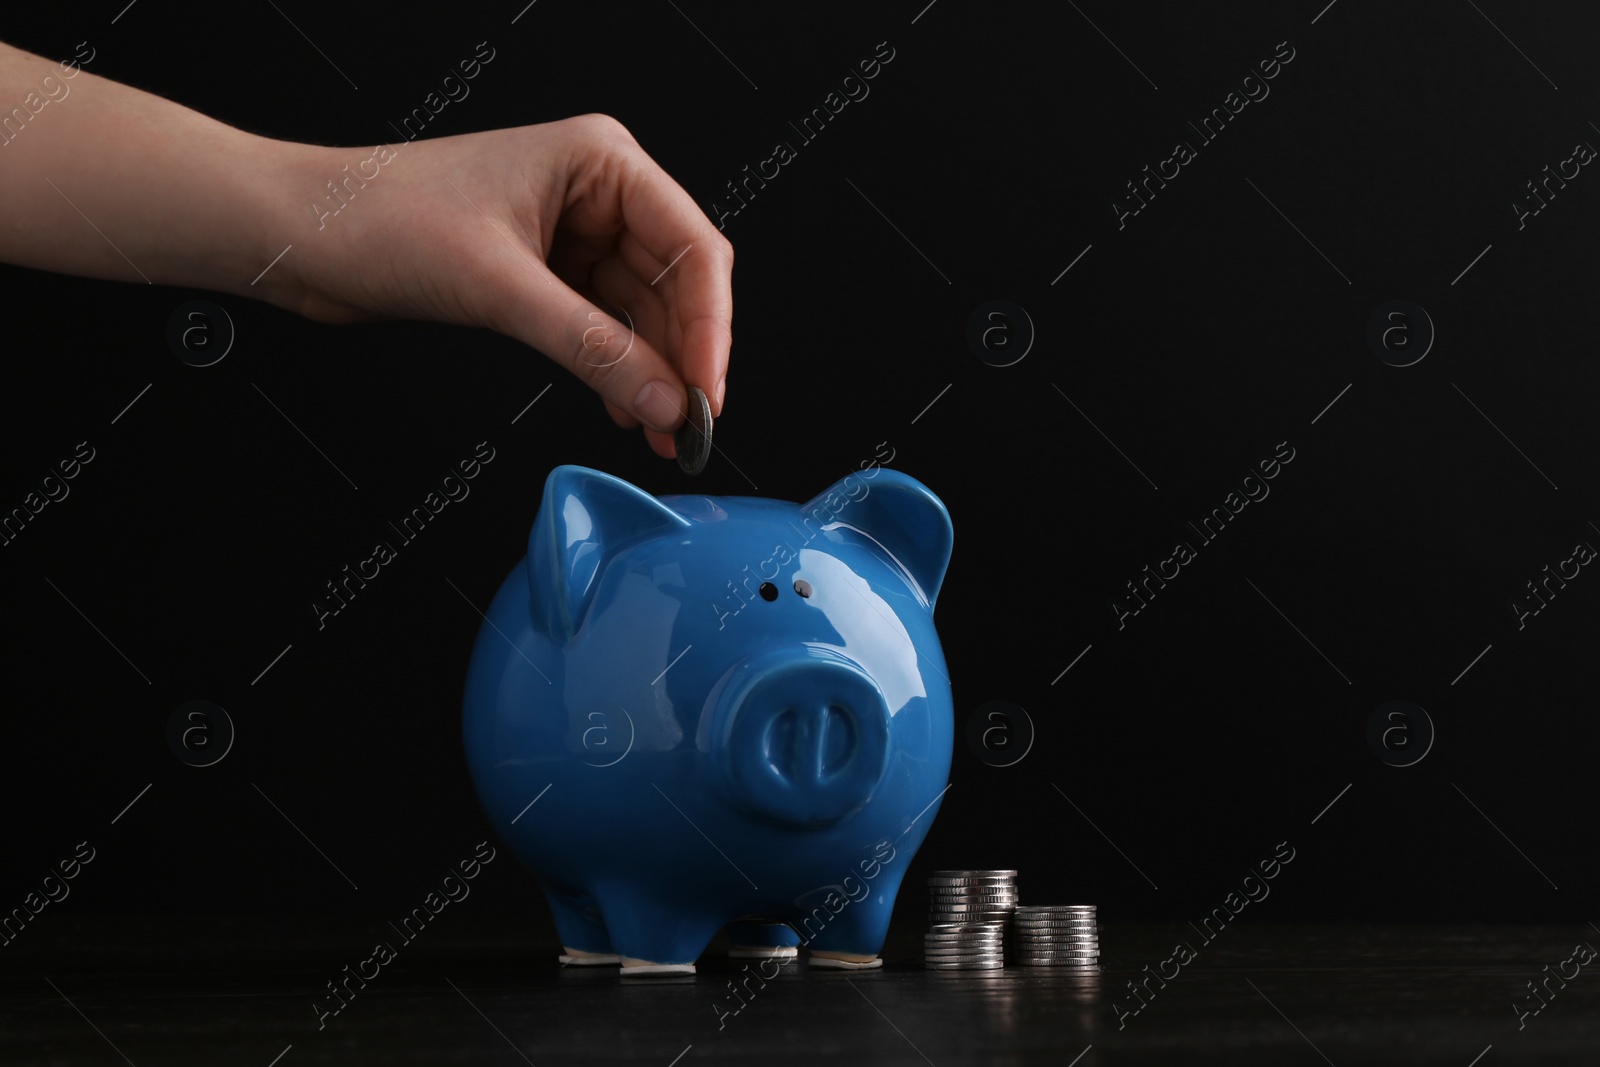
[
  {"x1": 633, "y1": 380, "x2": 681, "y2": 432},
  {"x1": 715, "y1": 376, "x2": 726, "y2": 411}
]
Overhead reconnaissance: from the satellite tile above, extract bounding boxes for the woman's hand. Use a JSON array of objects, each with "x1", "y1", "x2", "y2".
[{"x1": 279, "y1": 115, "x2": 733, "y2": 458}]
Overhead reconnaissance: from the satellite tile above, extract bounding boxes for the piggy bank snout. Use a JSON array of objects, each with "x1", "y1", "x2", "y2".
[{"x1": 715, "y1": 649, "x2": 892, "y2": 827}]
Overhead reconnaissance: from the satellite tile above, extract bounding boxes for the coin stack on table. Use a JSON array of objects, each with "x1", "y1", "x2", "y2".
[
  {"x1": 924, "y1": 870, "x2": 1018, "y2": 971},
  {"x1": 923, "y1": 921, "x2": 1006, "y2": 971},
  {"x1": 1010, "y1": 904, "x2": 1099, "y2": 968}
]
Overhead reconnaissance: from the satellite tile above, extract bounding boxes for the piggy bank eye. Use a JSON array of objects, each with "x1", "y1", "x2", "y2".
[
  {"x1": 793, "y1": 579, "x2": 813, "y2": 598},
  {"x1": 759, "y1": 582, "x2": 778, "y2": 602}
]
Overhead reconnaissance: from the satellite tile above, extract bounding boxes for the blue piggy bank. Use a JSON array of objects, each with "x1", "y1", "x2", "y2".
[{"x1": 462, "y1": 463, "x2": 954, "y2": 974}]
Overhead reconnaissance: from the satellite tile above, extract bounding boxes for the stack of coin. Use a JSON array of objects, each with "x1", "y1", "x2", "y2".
[
  {"x1": 923, "y1": 921, "x2": 1006, "y2": 970},
  {"x1": 927, "y1": 870, "x2": 1019, "y2": 927},
  {"x1": 1010, "y1": 905, "x2": 1099, "y2": 967}
]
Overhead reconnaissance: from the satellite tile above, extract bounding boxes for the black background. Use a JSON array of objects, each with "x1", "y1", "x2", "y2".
[{"x1": 2, "y1": 0, "x2": 1596, "y2": 951}]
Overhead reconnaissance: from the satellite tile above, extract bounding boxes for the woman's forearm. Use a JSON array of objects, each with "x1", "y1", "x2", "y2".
[{"x1": 0, "y1": 39, "x2": 314, "y2": 311}]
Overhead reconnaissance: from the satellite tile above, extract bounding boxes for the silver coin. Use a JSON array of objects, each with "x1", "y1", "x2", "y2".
[
  {"x1": 929, "y1": 884, "x2": 1019, "y2": 893},
  {"x1": 1015, "y1": 908, "x2": 1094, "y2": 918},
  {"x1": 931, "y1": 869, "x2": 1017, "y2": 877},
  {"x1": 925, "y1": 934, "x2": 1006, "y2": 944},
  {"x1": 928, "y1": 921, "x2": 1006, "y2": 930},
  {"x1": 1015, "y1": 905, "x2": 1095, "y2": 913},
  {"x1": 924, "y1": 951, "x2": 1005, "y2": 961},
  {"x1": 1012, "y1": 920, "x2": 1097, "y2": 929},
  {"x1": 1014, "y1": 959, "x2": 1099, "y2": 968},
  {"x1": 673, "y1": 385, "x2": 712, "y2": 475},
  {"x1": 925, "y1": 961, "x2": 1006, "y2": 970},
  {"x1": 1013, "y1": 928, "x2": 1099, "y2": 937},
  {"x1": 1013, "y1": 951, "x2": 1101, "y2": 960}
]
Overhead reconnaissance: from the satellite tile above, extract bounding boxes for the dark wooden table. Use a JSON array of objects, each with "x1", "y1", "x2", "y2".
[{"x1": 4, "y1": 916, "x2": 1595, "y2": 1064}]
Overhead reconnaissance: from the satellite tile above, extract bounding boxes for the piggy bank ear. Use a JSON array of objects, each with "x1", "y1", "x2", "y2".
[
  {"x1": 528, "y1": 466, "x2": 690, "y2": 640},
  {"x1": 800, "y1": 470, "x2": 953, "y2": 608}
]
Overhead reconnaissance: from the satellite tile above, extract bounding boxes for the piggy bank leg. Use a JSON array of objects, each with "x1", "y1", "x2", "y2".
[
  {"x1": 726, "y1": 920, "x2": 800, "y2": 960},
  {"x1": 595, "y1": 888, "x2": 723, "y2": 976},
  {"x1": 799, "y1": 898, "x2": 892, "y2": 970},
  {"x1": 546, "y1": 889, "x2": 620, "y2": 966}
]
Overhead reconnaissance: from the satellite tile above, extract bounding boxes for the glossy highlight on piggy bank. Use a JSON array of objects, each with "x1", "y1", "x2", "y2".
[{"x1": 462, "y1": 464, "x2": 955, "y2": 974}]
